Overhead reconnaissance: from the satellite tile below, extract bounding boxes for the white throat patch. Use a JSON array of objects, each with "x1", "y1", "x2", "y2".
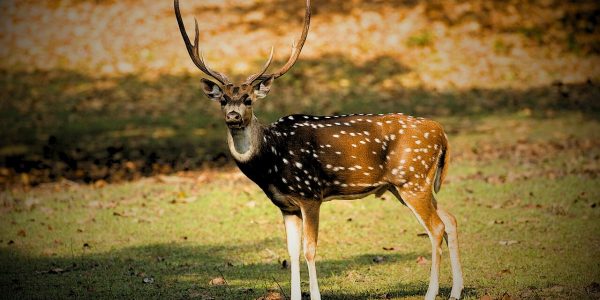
[{"x1": 227, "y1": 119, "x2": 261, "y2": 162}]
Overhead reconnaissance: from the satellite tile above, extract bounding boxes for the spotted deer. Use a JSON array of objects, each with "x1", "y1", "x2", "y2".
[{"x1": 175, "y1": 0, "x2": 463, "y2": 299}]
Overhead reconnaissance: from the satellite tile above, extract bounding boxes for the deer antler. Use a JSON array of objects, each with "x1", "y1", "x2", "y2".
[
  {"x1": 254, "y1": 0, "x2": 311, "y2": 82},
  {"x1": 243, "y1": 47, "x2": 275, "y2": 85},
  {"x1": 174, "y1": 0, "x2": 232, "y2": 85}
]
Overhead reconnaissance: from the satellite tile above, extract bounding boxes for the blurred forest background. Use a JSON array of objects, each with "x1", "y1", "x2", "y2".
[
  {"x1": 1, "y1": 1, "x2": 600, "y2": 299},
  {"x1": 0, "y1": 0, "x2": 599, "y2": 186}
]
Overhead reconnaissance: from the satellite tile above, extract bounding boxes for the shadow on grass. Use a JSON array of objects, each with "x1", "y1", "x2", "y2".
[
  {"x1": 0, "y1": 239, "x2": 459, "y2": 299},
  {"x1": 1, "y1": 53, "x2": 598, "y2": 185}
]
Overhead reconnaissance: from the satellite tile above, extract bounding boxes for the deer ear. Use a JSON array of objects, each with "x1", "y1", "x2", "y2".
[
  {"x1": 200, "y1": 78, "x2": 223, "y2": 101},
  {"x1": 253, "y1": 76, "x2": 274, "y2": 99}
]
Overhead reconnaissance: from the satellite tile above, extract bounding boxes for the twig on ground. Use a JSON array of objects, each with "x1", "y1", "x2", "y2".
[
  {"x1": 272, "y1": 276, "x2": 288, "y2": 300},
  {"x1": 215, "y1": 266, "x2": 232, "y2": 295}
]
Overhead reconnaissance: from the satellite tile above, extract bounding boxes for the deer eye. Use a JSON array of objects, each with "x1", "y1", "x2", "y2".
[
  {"x1": 219, "y1": 98, "x2": 227, "y2": 106},
  {"x1": 243, "y1": 96, "x2": 252, "y2": 106}
]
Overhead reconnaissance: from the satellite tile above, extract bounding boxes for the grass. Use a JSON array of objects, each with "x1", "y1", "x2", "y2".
[{"x1": 1, "y1": 112, "x2": 599, "y2": 299}]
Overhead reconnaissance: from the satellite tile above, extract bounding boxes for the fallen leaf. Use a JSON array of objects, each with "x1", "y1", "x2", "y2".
[
  {"x1": 94, "y1": 180, "x2": 107, "y2": 188},
  {"x1": 479, "y1": 294, "x2": 492, "y2": 300},
  {"x1": 373, "y1": 256, "x2": 385, "y2": 263},
  {"x1": 498, "y1": 269, "x2": 511, "y2": 275},
  {"x1": 416, "y1": 256, "x2": 428, "y2": 265},
  {"x1": 382, "y1": 247, "x2": 395, "y2": 251},
  {"x1": 143, "y1": 277, "x2": 154, "y2": 284},
  {"x1": 255, "y1": 291, "x2": 284, "y2": 300},
  {"x1": 17, "y1": 229, "x2": 26, "y2": 237},
  {"x1": 498, "y1": 240, "x2": 519, "y2": 246},
  {"x1": 209, "y1": 276, "x2": 226, "y2": 286}
]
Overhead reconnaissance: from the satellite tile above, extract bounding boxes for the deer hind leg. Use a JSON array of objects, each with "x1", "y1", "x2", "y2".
[
  {"x1": 399, "y1": 190, "x2": 445, "y2": 300},
  {"x1": 437, "y1": 208, "x2": 464, "y2": 299},
  {"x1": 282, "y1": 213, "x2": 303, "y2": 300},
  {"x1": 299, "y1": 200, "x2": 322, "y2": 300}
]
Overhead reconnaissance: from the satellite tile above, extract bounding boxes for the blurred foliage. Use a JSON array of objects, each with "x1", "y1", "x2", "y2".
[{"x1": 0, "y1": 0, "x2": 599, "y2": 186}]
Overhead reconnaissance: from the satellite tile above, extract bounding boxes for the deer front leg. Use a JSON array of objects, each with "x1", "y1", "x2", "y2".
[
  {"x1": 300, "y1": 201, "x2": 322, "y2": 300},
  {"x1": 283, "y1": 213, "x2": 303, "y2": 300}
]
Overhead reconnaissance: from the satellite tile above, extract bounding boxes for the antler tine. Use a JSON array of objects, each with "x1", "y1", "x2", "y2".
[
  {"x1": 243, "y1": 46, "x2": 275, "y2": 85},
  {"x1": 255, "y1": 0, "x2": 311, "y2": 82},
  {"x1": 174, "y1": 0, "x2": 231, "y2": 85},
  {"x1": 198, "y1": 49, "x2": 233, "y2": 85}
]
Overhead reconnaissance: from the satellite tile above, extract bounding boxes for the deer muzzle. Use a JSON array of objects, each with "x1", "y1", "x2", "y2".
[{"x1": 226, "y1": 111, "x2": 243, "y2": 127}]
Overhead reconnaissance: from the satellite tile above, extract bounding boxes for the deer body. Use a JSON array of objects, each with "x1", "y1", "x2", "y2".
[
  {"x1": 175, "y1": 1, "x2": 463, "y2": 299},
  {"x1": 232, "y1": 113, "x2": 448, "y2": 205}
]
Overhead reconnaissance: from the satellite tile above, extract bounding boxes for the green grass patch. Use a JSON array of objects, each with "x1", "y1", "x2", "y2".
[{"x1": 1, "y1": 113, "x2": 599, "y2": 299}]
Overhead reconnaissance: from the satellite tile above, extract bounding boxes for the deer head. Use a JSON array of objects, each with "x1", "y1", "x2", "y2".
[{"x1": 174, "y1": 0, "x2": 311, "y2": 129}]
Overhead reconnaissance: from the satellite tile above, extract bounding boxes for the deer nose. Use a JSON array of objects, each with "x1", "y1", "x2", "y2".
[{"x1": 226, "y1": 112, "x2": 242, "y2": 123}]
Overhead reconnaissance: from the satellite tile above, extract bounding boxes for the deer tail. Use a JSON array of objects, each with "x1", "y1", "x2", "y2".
[{"x1": 433, "y1": 135, "x2": 449, "y2": 194}]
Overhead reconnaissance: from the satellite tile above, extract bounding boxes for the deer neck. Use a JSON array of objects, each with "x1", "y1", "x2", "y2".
[{"x1": 227, "y1": 116, "x2": 265, "y2": 163}]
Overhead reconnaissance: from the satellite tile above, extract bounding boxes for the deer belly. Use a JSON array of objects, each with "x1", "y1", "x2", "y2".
[{"x1": 321, "y1": 184, "x2": 388, "y2": 201}]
